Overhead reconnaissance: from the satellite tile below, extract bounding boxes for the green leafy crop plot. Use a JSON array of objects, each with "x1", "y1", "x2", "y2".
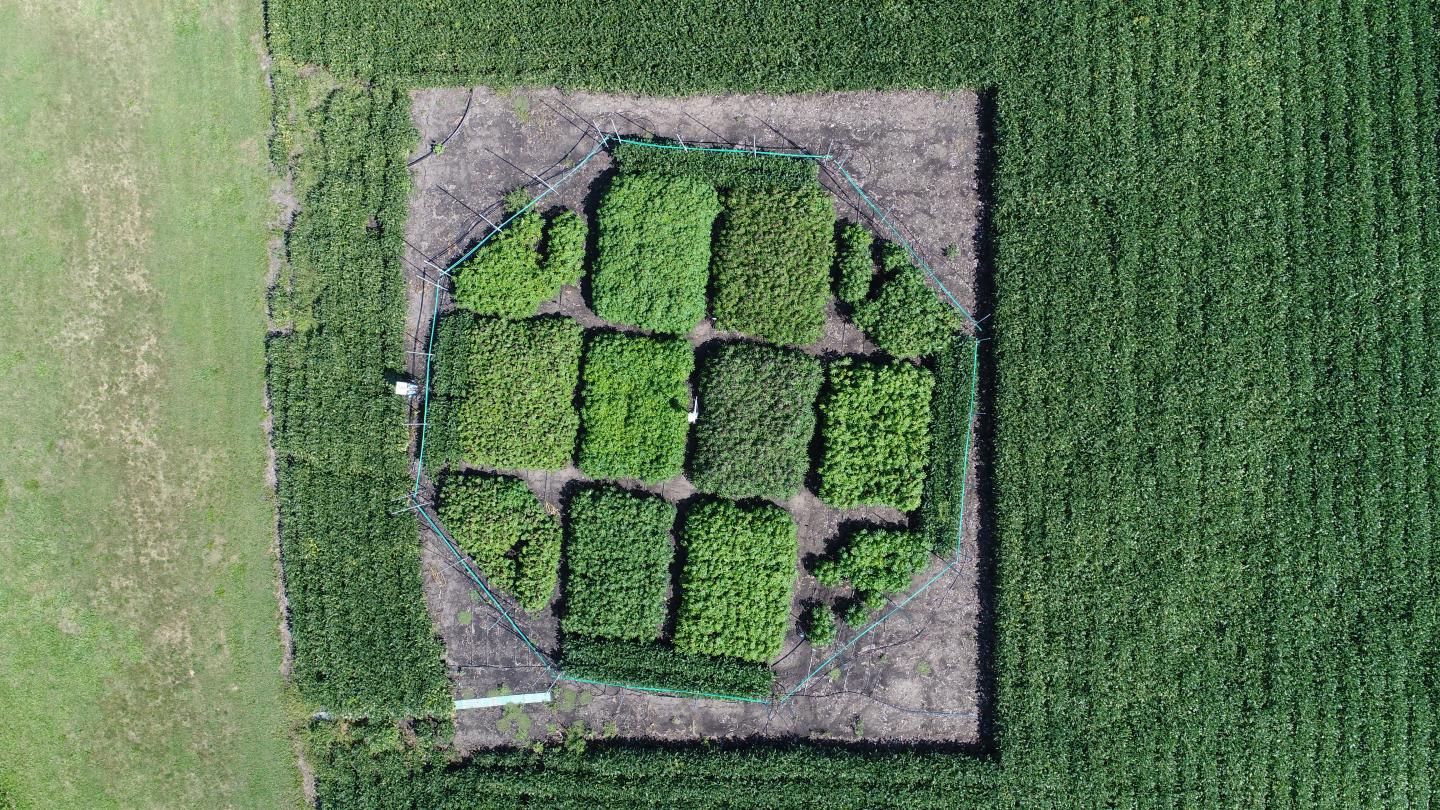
[
  {"x1": 852, "y1": 243, "x2": 963, "y2": 359},
  {"x1": 687, "y1": 342, "x2": 822, "y2": 500},
  {"x1": 435, "y1": 473, "x2": 560, "y2": 611},
  {"x1": 709, "y1": 185, "x2": 835, "y2": 345},
  {"x1": 814, "y1": 527, "x2": 930, "y2": 608},
  {"x1": 674, "y1": 499, "x2": 798, "y2": 663},
  {"x1": 559, "y1": 637, "x2": 774, "y2": 699},
  {"x1": 817, "y1": 358, "x2": 934, "y2": 511},
  {"x1": 542, "y1": 209, "x2": 588, "y2": 289},
  {"x1": 271, "y1": 1, "x2": 1440, "y2": 805},
  {"x1": 577, "y1": 332, "x2": 694, "y2": 483},
  {"x1": 560, "y1": 486, "x2": 676, "y2": 642},
  {"x1": 591, "y1": 171, "x2": 719, "y2": 333},
  {"x1": 452, "y1": 208, "x2": 561, "y2": 318},
  {"x1": 802, "y1": 604, "x2": 837, "y2": 648},
  {"x1": 833, "y1": 222, "x2": 875, "y2": 307},
  {"x1": 429, "y1": 314, "x2": 581, "y2": 471}
]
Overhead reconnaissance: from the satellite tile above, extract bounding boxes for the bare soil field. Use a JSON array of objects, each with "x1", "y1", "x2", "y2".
[{"x1": 402, "y1": 87, "x2": 984, "y2": 747}]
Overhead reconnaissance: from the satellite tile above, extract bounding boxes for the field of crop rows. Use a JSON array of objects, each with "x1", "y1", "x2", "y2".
[{"x1": 266, "y1": 1, "x2": 1439, "y2": 807}]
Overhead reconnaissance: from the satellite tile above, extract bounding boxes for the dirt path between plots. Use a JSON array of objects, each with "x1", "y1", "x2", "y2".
[{"x1": 402, "y1": 87, "x2": 985, "y2": 747}]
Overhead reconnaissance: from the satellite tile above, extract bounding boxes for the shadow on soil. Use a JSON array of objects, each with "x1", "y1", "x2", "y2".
[
  {"x1": 969, "y1": 88, "x2": 1001, "y2": 760},
  {"x1": 578, "y1": 732, "x2": 994, "y2": 760}
]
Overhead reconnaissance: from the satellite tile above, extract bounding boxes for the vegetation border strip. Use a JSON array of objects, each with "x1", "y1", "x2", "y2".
[
  {"x1": 406, "y1": 134, "x2": 985, "y2": 707},
  {"x1": 557, "y1": 676, "x2": 773, "y2": 705}
]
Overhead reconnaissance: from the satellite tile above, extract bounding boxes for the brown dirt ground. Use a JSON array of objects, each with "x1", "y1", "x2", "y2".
[{"x1": 402, "y1": 87, "x2": 984, "y2": 748}]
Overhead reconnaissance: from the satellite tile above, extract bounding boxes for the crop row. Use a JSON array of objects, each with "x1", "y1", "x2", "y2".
[
  {"x1": 612, "y1": 138, "x2": 821, "y2": 189},
  {"x1": 558, "y1": 637, "x2": 775, "y2": 699},
  {"x1": 308, "y1": 724, "x2": 1000, "y2": 809}
]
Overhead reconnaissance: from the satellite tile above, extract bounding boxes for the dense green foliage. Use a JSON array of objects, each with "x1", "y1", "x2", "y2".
[
  {"x1": 852, "y1": 243, "x2": 962, "y2": 359},
  {"x1": 429, "y1": 314, "x2": 581, "y2": 471},
  {"x1": 709, "y1": 186, "x2": 834, "y2": 345},
  {"x1": 817, "y1": 359, "x2": 934, "y2": 511},
  {"x1": 435, "y1": 473, "x2": 560, "y2": 611},
  {"x1": 802, "y1": 604, "x2": 836, "y2": 648},
  {"x1": 273, "y1": 1, "x2": 1440, "y2": 805},
  {"x1": 560, "y1": 487, "x2": 676, "y2": 642},
  {"x1": 418, "y1": 386, "x2": 464, "y2": 474},
  {"x1": 577, "y1": 332, "x2": 693, "y2": 482},
  {"x1": 919, "y1": 338, "x2": 975, "y2": 553},
  {"x1": 687, "y1": 343, "x2": 821, "y2": 499},
  {"x1": 452, "y1": 209, "x2": 563, "y2": 318},
  {"x1": 559, "y1": 637, "x2": 774, "y2": 699},
  {"x1": 591, "y1": 172, "x2": 718, "y2": 333},
  {"x1": 266, "y1": 87, "x2": 449, "y2": 718},
  {"x1": 841, "y1": 601, "x2": 870, "y2": 630},
  {"x1": 542, "y1": 209, "x2": 588, "y2": 288},
  {"x1": 613, "y1": 139, "x2": 820, "y2": 189},
  {"x1": 674, "y1": 499, "x2": 797, "y2": 663},
  {"x1": 814, "y1": 528, "x2": 929, "y2": 609},
  {"x1": 832, "y1": 222, "x2": 874, "y2": 306}
]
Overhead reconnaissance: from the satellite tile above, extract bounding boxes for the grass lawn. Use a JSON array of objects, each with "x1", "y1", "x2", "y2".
[{"x1": 0, "y1": 1, "x2": 299, "y2": 807}]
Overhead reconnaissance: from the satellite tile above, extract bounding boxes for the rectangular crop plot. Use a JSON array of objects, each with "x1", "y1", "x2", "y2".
[
  {"x1": 560, "y1": 486, "x2": 677, "y2": 641},
  {"x1": 428, "y1": 314, "x2": 581, "y2": 471},
  {"x1": 591, "y1": 172, "x2": 719, "y2": 334},
  {"x1": 674, "y1": 499, "x2": 798, "y2": 663},
  {"x1": 709, "y1": 185, "x2": 835, "y2": 345},
  {"x1": 577, "y1": 332, "x2": 694, "y2": 483},
  {"x1": 687, "y1": 342, "x2": 822, "y2": 500},
  {"x1": 435, "y1": 473, "x2": 560, "y2": 611},
  {"x1": 817, "y1": 358, "x2": 935, "y2": 511}
]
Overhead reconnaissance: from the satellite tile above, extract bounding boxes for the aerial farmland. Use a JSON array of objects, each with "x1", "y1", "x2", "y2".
[{"x1": 1, "y1": 2, "x2": 1435, "y2": 809}]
